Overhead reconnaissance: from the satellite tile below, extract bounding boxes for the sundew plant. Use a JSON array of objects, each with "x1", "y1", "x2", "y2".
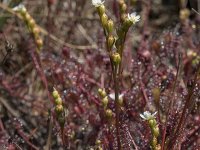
[{"x1": 0, "y1": 0, "x2": 199, "y2": 150}]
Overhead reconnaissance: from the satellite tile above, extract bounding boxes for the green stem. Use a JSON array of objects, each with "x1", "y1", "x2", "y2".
[{"x1": 113, "y1": 64, "x2": 121, "y2": 150}]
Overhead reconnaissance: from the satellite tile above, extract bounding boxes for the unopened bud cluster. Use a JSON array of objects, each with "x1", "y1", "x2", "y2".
[
  {"x1": 13, "y1": 4, "x2": 43, "y2": 52},
  {"x1": 98, "y1": 88, "x2": 113, "y2": 118},
  {"x1": 98, "y1": 88, "x2": 108, "y2": 109},
  {"x1": 94, "y1": 3, "x2": 115, "y2": 50},
  {"x1": 118, "y1": 0, "x2": 127, "y2": 22},
  {"x1": 149, "y1": 119, "x2": 161, "y2": 150},
  {"x1": 52, "y1": 88, "x2": 65, "y2": 128}
]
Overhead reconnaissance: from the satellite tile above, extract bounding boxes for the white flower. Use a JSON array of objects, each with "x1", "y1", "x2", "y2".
[
  {"x1": 140, "y1": 111, "x2": 157, "y2": 120},
  {"x1": 12, "y1": 4, "x2": 26, "y2": 12},
  {"x1": 127, "y1": 12, "x2": 140, "y2": 24},
  {"x1": 92, "y1": 0, "x2": 105, "y2": 7},
  {"x1": 109, "y1": 93, "x2": 124, "y2": 100}
]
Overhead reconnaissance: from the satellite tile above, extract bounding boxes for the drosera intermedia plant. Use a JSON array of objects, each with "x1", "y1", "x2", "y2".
[
  {"x1": 0, "y1": 0, "x2": 199, "y2": 149},
  {"x1": 92, "y1": 0, "x2": 140, "y2": 149}
]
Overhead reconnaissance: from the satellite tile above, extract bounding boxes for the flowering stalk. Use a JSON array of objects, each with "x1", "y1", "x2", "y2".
[
  {"x1": 140, "y1": 111, "x2": 161, "y2": 150},
  {"x1": 93, "y1": 0, "x2": 140, "y2": 149},
  {"x1": 52, "y1": 88, "x2": 65, "y2": 136},
  {"x1": 13, "y1": 4, "x2": 43, "y2": 52}
]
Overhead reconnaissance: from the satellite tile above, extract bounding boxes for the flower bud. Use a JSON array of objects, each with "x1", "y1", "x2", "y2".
[
  {"x1": 179, "y1": 8, "x2": 190, "y2": 21},
  {"x1": 106, "y1": 19, "x2": 114, "y2": 33},
  {"x1": 20, "y1": 9, "x2": 27, "y2": 17},
  {"x1": 98, "y1": 88, "x2": 103, "y2": 94},
  {"x1": 151, "y1": 136, "x2": 157, "y2": 148},
  {"x1": 98, "y1": 147, "x2": 103, "y2": 150},
  {"x1": 98, "y1": 88, "x2": 107, "y2": 98},
  {"x1": 95, "y1": 139, "x2": 101, "y2": 145},
  {"x1": 24, "y1": 13, "x2": 31, "y2": 21},
  {"x1": 105, "y1": 109, "x2": 113, "y2": 118},
  {"x1": 55, "y1": 105, "x2": 64, "y2": 114},
  {"x1": 52, "y1": 89, "x2": 59, "y2": 99},
  {"x1": 121, "y1": 3, "x2": 127, "y2": 12},
  {"x1": 33, "y1": 27, "x2": 40, "y2": 37},
  {"x1": 97, "y1": 5, "x2": 105, "y2": 16},
  {"x1": 156, "y1": 144, "x2": 161, "y2": 150},
  {"x1": 112, "y1": 52, "x2": 121, "y2": 65},
  {"x1": 36, "y1": 38, "x2": 43, "y2": 49},
  {"x1": 118, "y1": 97, "x2": 123, "y2": 106},
  {"x1": 121, "y1": 14, "x2": 127, "y2": 22},
  {"x1": 100, "y1": 13, "x2": 108, "y2": 28},
  {"x1": 118, "y1": 0, "x2": 124, "y2": 5},
  {"x1": 107, "y1": 35, "x2": 115, "y2": 48},
  {"x1": 148, "y1": 119, "x2": 156, "y2": 128},
  {"x1": 153, "y1": 126, "x2": 159, "y2": 137},
  {"x1": 55, "y1": 97, "x2": 62, "y2": 105},
  {"x1": 102, "y1": 96, "x2": 108, "y2": 108},
  {"x1": 28, "y1": 18, "x2": 36, "y2": 28}
]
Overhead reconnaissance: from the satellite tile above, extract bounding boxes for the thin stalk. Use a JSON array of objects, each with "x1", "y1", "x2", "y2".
[
  {"x1": 161, "y1": 55, "x2": 181, "y2": 150},
  {"x1": 118, "y1": 32, "x2": 127, "y2": 75},
  {"x1": 168, "y1": 65, "x2": 200, "y2": 149},
  {"x1": 102, "y1": 23, "x2": 122, "y2": 149},
  {"x1": 113, "y1": 64, "x2": 122, "y2": 150}
]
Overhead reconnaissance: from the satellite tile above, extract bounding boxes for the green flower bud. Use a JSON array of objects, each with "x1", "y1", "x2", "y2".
[
  {"x1": 105, "y1": 109, "x2": 113, "y2": 118},
  {"x1": 179, "y1": 8, "x2": 190, "y2": 21},
  {"x1": 153, "y1": 126, "x2": 159, "y2": 137},
  {"x1": 55, "y1": 97, "x2": 62, "y2": 105},
  {"x1": 148, "y1": 119, "x2": 156, "y2": 128},
  {"x1": 102, "y1": 96, "x2": 108, "y2": 108},
  {"x1": 121, "y1": 3, "x2": 127, "y2": 13},
  {"x1": 98, "y1": 147, "x2": 103, "y2": 150},
  {"x1": 32, "y1": 27, "x2": 40, "y2": 38},
  {"x1": 20, "y1": 9, "x2": 27, "y2": 17},
  {"x1": 151, "y1": 136, "x2": 157, "y2": 148},
  {"x1": 36, "y1": 38, "x2": 43, "y2": 49},
  {"x1": 106, "y1": 19, "x2": 114, "y2": 33},
  {"x1": 118, "y1": 0, "x2": 124, "y2": 5},
  {"x1": 24, "y1": 13, "x2": 31, "y2": 22},
  {"x1": 95, "y1": 139, "x2": 101, "y2": 145},
  {"x1": 55, "y1": 105, "x2": 64, "y2": 114},
  {"x1": 98, "y1": 88, "x2": 107, "y2": 98},
  {"x1": 156, "y1": 144, "x2": 161, "y2": 150},
  {"x1": 98, "y1": 88, "x2": 103, "y2": 94},
  {"x1": 112, "y1": 52, "x2": 121, "y2": 65},
  {"x1": 97, "y1": 5, "x2": 105, "y2": 16},
  {"x1": 52, "y1": 89, "x2": 59, "y2": 99},
  {"x1": 118, "y1": 97, "x2": 123, "y2": 106},
  {"x1": 28, "y1": 18, "x2": 36, "y2": 28},
  {"x1": 121, "y1": 14, "x2": 127, "y2": 23},
  {"x1": 107, "y1": 35, "x2": 115, "y2": 48},
  {"x1": 100, "y1": 13, "x2": 108, "y2": 28}
]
